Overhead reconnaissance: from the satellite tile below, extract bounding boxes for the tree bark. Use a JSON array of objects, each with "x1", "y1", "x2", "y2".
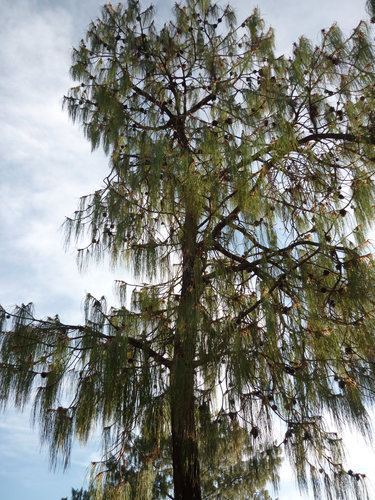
[{"x1": 170, "y1": 209, "x2": 202, "y2": 500}]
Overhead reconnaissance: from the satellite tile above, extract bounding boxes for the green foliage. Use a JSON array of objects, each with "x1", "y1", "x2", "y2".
[
  {"x1": 367, "y1": 0, "x2": 375, "y2": 18},
  {"x1": 1, "y1": 1, "x2": 375, "y2": 498},
  {"x1": 62, "y1": 487, "x2": 91, "y2": 500}
]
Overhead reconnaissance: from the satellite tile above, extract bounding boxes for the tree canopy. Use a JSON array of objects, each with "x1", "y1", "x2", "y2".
[
  {"x1": 367, "y1": 0, "x2": 375, "y2": 19},
  {"x1": 62, "y1": 488, "x2": 91, "y2": 500},
  {"x1": 1, "y1": 1, "x2": 375, "y2": 498}
]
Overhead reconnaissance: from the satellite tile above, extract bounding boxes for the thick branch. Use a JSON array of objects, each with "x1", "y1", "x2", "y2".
[
  {"x1": 126, "y1": 335, "x2": 171, "y2": 368},
  {"x1": 298, "y1": 132, "x2": 359, "y2": 145}
]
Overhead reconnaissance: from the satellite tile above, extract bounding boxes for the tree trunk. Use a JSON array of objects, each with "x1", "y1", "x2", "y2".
[
  {"x1": 170, "y1": 357, "x2": 201, "y2": 500},
  {"x1": 170, "y1": 209, "x2": 202, "y2": 500}
]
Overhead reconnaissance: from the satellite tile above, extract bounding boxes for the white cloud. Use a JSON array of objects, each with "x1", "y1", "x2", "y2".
[
  {"x1": 0, "y1": 4, "x2": 118, "y2": 496},
  {"x1": 0, "y1": 0, "x2": 123, "y2": 325}
]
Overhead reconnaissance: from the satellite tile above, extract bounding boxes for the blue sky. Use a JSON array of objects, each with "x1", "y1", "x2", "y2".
[{"x1": 0, "y1": 0, "x2": 374, "y2": 498}]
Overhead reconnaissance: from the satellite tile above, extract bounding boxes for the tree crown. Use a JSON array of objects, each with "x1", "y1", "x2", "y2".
[{"x1": 1, "y1": 1, "x2": 375, "y2": 498}]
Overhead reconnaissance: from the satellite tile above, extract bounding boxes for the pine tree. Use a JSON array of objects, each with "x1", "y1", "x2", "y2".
[
  {"x1": 62, "y1": 487, "x2": 91, "y2": 500},
  {"x1": 367, "y1": 0, "x2": 375, "y2": 20},
  {"x1": 1, "y1": 1, "x2": 375, "y2": 498}
]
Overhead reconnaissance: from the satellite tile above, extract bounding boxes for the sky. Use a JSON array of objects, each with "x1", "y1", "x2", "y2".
[{"x1": 0, "y1": 0, "x2": 374, "y2": 498}]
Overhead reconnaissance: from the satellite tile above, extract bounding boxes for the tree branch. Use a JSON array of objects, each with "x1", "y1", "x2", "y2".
[{"x1": 298, "y1": 132, "x2": 359, "y2": 145}]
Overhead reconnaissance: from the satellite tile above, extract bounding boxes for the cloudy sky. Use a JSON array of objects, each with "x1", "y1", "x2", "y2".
[{"x1": 0, "y1": 0, "x2": 374, "y2": 498}]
